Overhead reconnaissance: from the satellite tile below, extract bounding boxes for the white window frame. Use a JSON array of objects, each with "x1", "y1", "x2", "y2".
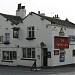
[
  {"x1": 5, "y1": 33, "x2": 10, "y2": 42},
  {"x1": 2, "y1": 51, "x2": 17, "y2": 60},
  {"x1": 22, "y1": 48, "x2": 35, "y2": 59},
  {"x1": 27, "y1": 26, "x2": 34, "y2": 38}
]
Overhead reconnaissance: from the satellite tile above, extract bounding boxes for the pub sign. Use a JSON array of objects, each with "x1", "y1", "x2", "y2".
[{"x1": 54, "y1": 37, "x2": 69, "y2": 49}]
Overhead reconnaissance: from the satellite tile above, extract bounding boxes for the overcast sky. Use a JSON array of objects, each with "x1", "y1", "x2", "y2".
[{"x1": 0, "y1": 0, "x2": 75, "y2": 23}]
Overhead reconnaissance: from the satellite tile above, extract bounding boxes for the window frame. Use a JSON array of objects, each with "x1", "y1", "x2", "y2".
[
  {"x1": 5, "y1": 33, "x2": 10, "y2": 42},
  {"x1": 27, "y1": 26, "x2": 35, "y2": 38},
  {"x1": 13, "y1": 30, "x2": 19, "y2": 38},
  {"x1": 69, "y1": 35, "x2": 75, "y2": 42},
  {"x1": 2, "y1": 51, "x2": 17, "y2": 61},
  {"x1": 22, "y1": 48, "x2": 35, "y2": 59}
]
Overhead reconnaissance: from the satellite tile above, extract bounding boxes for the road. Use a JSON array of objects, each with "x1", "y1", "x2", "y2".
[{"x1": 0, "y1": 65, "x2": 74, "y2": 75}]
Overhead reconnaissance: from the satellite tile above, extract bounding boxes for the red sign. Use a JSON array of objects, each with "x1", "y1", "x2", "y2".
[{"x1": 54, "y1": 37, "x2": 69, "y2": 49}]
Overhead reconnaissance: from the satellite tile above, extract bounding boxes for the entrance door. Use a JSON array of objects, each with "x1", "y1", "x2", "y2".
[{"x1": 43, "y1": 48, "x2": 47, "y2": 66}]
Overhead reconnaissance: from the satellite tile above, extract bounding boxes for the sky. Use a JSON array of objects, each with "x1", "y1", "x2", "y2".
[{"x1": 0, "y1": 0, "x2": 75, "y2": 23}]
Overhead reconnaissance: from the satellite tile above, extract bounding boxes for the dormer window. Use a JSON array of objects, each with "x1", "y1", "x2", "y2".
[{"x1": 12, "y1": 27, "x2": 20, "y2": 38}]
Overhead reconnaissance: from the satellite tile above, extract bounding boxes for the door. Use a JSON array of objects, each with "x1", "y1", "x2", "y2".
[{"x1": 43, "y1": 48, "x2": 47, "y2": 66}]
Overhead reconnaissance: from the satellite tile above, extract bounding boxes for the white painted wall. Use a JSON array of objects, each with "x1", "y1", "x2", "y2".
[
  {"x1": 0, "y1": 13, "x2": 75, "y2": 67},
  {"x1": 51, "y1": 26, "x2": 74, "y2": 66}
]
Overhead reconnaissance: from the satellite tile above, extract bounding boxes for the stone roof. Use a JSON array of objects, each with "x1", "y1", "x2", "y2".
[
  {"x1": 29, "y1": 12, "x2": 75, "y2": 28},
  {"x1": 0, "y1": 13, "x2": 22, "y2": 25},
  {"x1": 0, "y1": 12, "x2": 75, "y2": 27}
]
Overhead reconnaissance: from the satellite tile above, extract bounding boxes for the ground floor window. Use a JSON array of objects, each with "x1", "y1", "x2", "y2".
[
  {"x1": 2, "y1": 51, "x2": 17, "y2": 60},
  {"x1": 22, "y1": 48, "x2": 35, "y2": 58}
]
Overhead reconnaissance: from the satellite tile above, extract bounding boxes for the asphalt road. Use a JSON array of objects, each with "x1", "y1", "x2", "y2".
[{"x1": 0, "y1": 65, "x2": 74, "y2": 75}]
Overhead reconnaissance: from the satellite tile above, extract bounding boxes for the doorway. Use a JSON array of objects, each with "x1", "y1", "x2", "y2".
[{"x1": 42, "y1": 48, "x2": 48, "y2": 66}]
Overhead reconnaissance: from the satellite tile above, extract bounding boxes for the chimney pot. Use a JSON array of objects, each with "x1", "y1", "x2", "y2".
[
  {"x1": 55, "y1": 15, "x2": 56, "y2": 18},
  {"x1": 18, "y1": 3, "x2": 21, "y2": 10},
  {"x1": 57, "y1": 14, "x2": 58, "y2": 18},
  {"x1": 38, "y1": 11, "x2": 40, "y2": 14},
  {"x1": 22, "y1": 6, "x2": 25, "y2": 9}
]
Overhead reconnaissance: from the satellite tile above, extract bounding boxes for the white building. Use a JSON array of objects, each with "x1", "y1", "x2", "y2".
[{"x1": 0, "y1": 3, "x2": 75, "y2": 67}]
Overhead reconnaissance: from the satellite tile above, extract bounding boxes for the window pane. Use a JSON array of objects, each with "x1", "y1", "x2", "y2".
[
  {"x1": 10, "y1": 51, "x2": 12, "y2": 60},
  {"x1": 0, "y1": 37, "x2": 1, "y2": 42},
  {"x1": 7, "y1": 51, "x2": 9, "y2": 60},
  {"x1": 32, "y1": 48, "x2": 35, "y2": 58},
  {"x1": 3, "y1": 51, "x2": 6, "y2": 60},
  {"x1": 32, "y1": 27, "x2": 34, "y2": 30},
  {"x1": 69, "y1": 35, "x2": 75, "y2": 41},
  {"x1": 13, "y1": 30, "x2": 19, "y2": 38},
  {"x1": 27, "y1": 27, "x2": 35, "y2": 38},
  {"x1": 27, "y1": 48, "x2": 31, "y2": 58},
  {"x1": 32, "y1": 31, "x2": 34, "y2": 37},
  {"x1": 29, "y1": 31, "x2": 31, "y2": 37},
  {"x1": 13, "y1": 51, "x2": 17, "y2": 59},
  {"x1": 5, "y1": 33, "x2": 10, "y2": 42},
  {"x1": 28, "y1": 27, "x2": 31, "y2": 30},
  {"x1": 23, "y1": 48, "x2": 26, "y2": 58}
]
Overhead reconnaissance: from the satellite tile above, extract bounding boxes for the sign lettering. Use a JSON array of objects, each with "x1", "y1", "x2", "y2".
[{"x1": 54, "y1": 37, "x2": 69, "y2": 49}]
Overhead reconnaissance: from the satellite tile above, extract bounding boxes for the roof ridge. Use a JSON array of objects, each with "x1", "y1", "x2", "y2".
[
  {"x1": 0, "y1": 13, "x2": 22, "y2": 25},
  {"x1": 30, "y1": 12, "x2": 75, "y2": 27}
]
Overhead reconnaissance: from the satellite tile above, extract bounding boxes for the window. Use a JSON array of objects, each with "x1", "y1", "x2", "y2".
[
  {"x1": 0, "y1": 36, "x2": 3, "y2": 43},
  {"x1": 12, "y1": 27, "x2": 20, "y2": 38},
  {"x1": 2, "y1": 51, "x2": 17, "y2": 60},
  {"x1": 73, "y1": 50, "x2": 75, "y2": 56},
  {"x1": 4, "y1": 33, "x2": 10, "y2": 44},
  {"x1": 5, "y1": 33, "x2": 10, "y2": 42},
  {"x1": 27, "y1": 27, "x2": 34, "y2": 38},
  {"x1": 22, "y1": 48, "x2": 35, "y2": 58},
  {"x1": 13, "y1": 30, "x2": 19, "y2": 38},
  {"x1": 69, "y1": 35, "x2": 75, "y2": 41}
]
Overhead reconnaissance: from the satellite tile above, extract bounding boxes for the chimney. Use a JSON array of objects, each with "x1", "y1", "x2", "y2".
[
  {"x1": 22, "y1": 6, "x2": 25, "y2": 9},
  {"x1": 55, "y1": 15, "x2": 57, "y2": 18},
  {"x1": 54, "y1": 14, "x2": 60, "y2": 19},
  {"x1": 57, "y1": 14, "x2": 58, "y2": 18},
  {"x1": 16, "y1": 3, "x2": 26, "y2": 19},
  {"x1": 41, "y1": 13, "x2": 45, "y2": 16},
  {"x1": 38, "y1": 11, "x2": 40, "y2": 14},
  {"x1": 18, "y1": 3, "x2": 21, "y2": 10}
]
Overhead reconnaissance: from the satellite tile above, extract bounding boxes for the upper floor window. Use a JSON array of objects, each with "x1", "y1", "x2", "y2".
[
  {"x1": 0, "y1": 36, "x2": 3, "y2": 43},
  {"x1": 69, "y1": 35, "x2": 75, "y2": 42},
  {"x1": 4, "y1": 33, "x2": 10, "y2": 44},
  {"x1": 13, "y1": 30, "x2": 19, "y2": 38},
  {"x1": 5, "y1": 33, "x2": 10, "y2": 42},
  {"x1": 12, "y1": 27, "x2": 20, "y2": 38},
  {"x1": 27, "y1": 26, "x2": 34, "y2": 38}
]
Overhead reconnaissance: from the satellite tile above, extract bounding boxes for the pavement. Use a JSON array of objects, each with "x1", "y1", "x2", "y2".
[
  {"x1": 0, "y1": 64, "x2": 75, "y2": 74},
  {"x1": 0, "y1": 64, "x2": 75, "y2": 73},
  {"x1": 0, "y1": 65, "x2": 75, "y2": 73}
]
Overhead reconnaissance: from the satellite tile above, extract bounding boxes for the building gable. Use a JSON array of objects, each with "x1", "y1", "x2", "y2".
[{"x1": 22, "y1": 12, "x2": 75, "y2": 28}]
